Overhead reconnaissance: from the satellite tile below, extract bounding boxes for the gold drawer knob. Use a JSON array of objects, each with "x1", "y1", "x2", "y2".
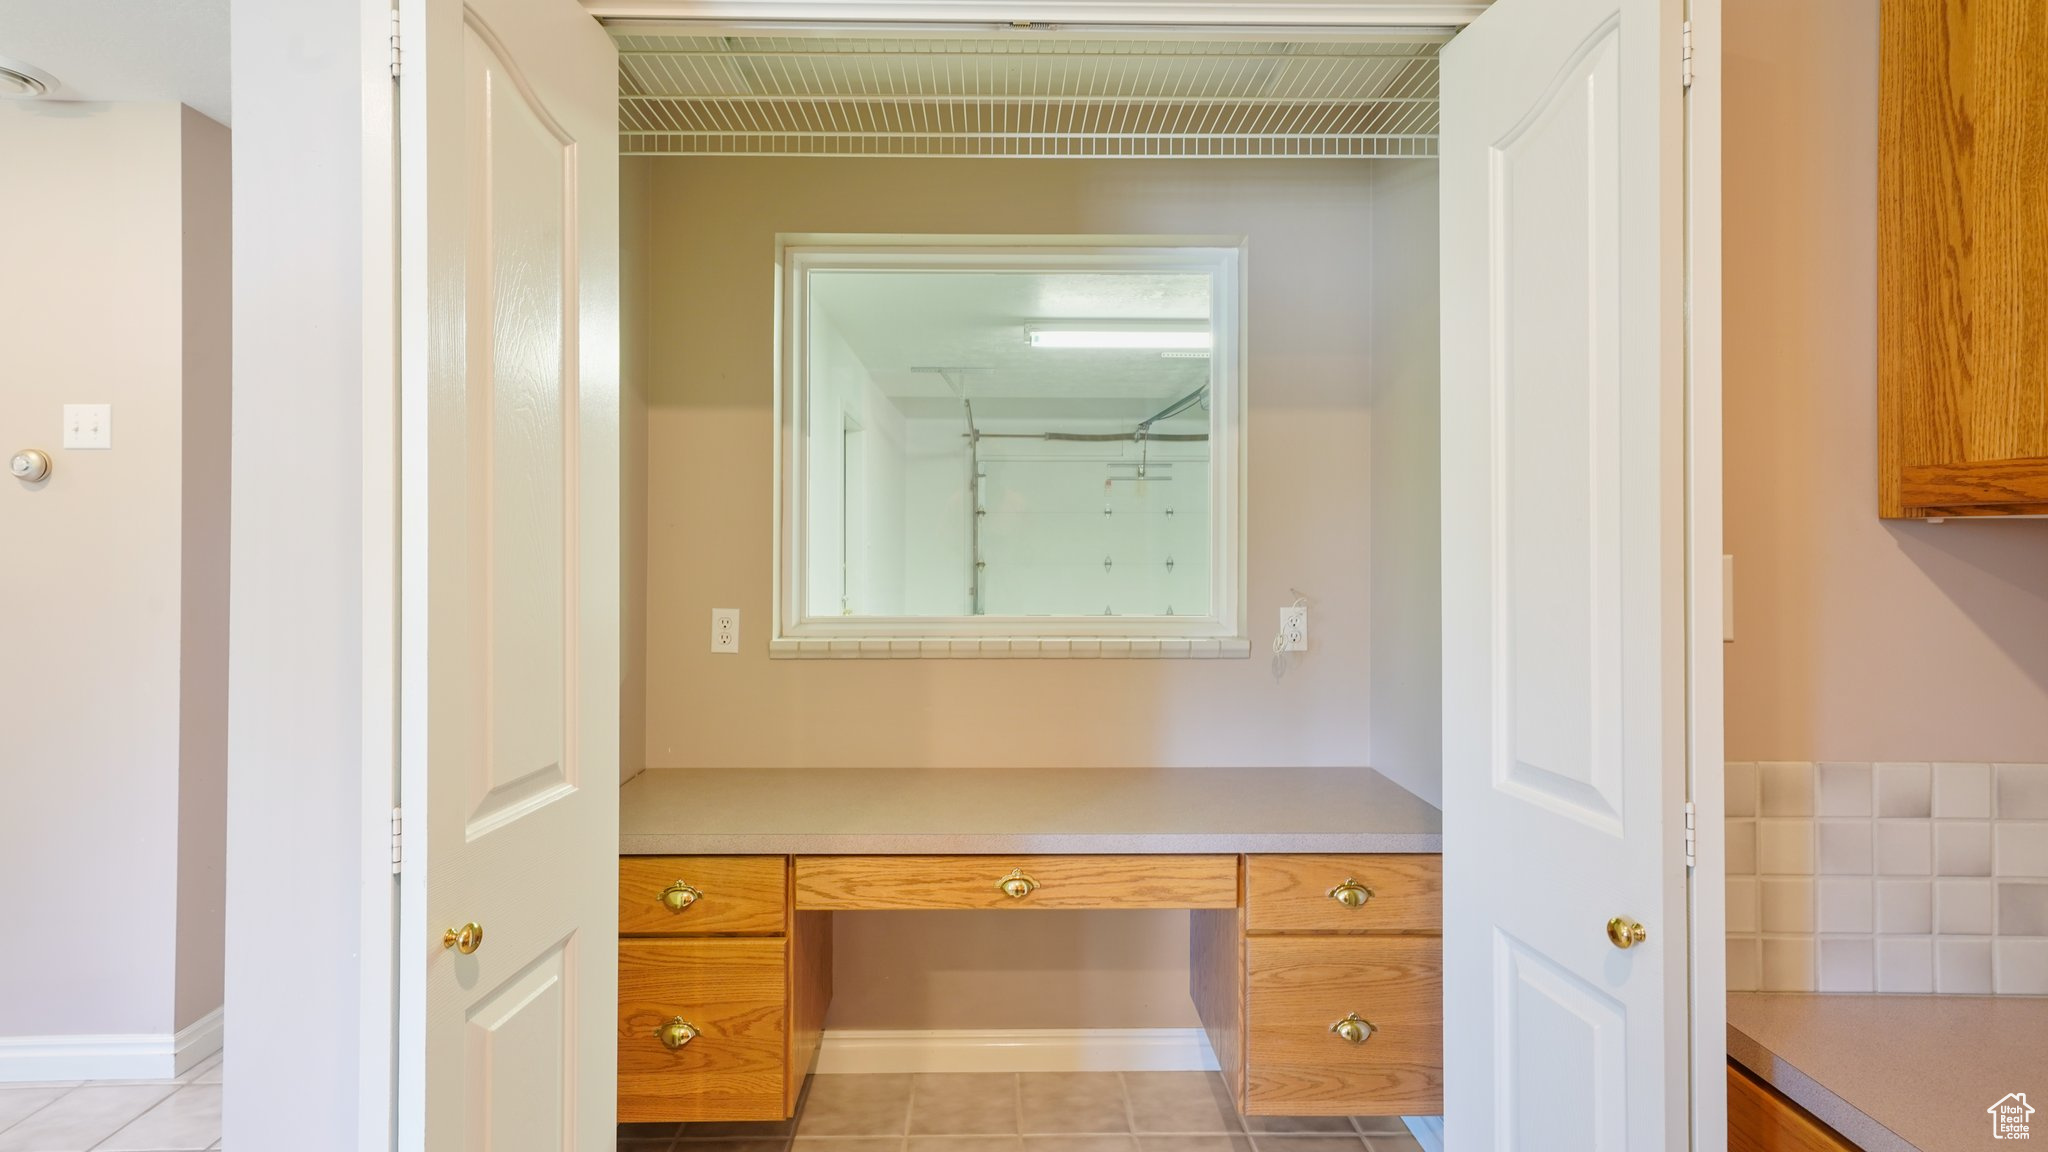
[
  {"x1": 660, "y1": 881, "x2": 704, "y2": 913},
  {"x1": 656, "y1": 1017, "x2": 700, "y2": 1050},
  {"x1": 997, "y1": 868, "x2": 1039, "y2": 900},
  {"x1": 1328, "y1": 877, "x2": 1373, "y2": 909},
  {"x1": 1330, "y1": 1013, "x2": 1375, "y2": 1045},
  {"x1": 1606, "y1": 917, "x2": 1648, "y2": 949},
  {"x1": 441, "y1": 922, "x2": 483, "y2": 955}
]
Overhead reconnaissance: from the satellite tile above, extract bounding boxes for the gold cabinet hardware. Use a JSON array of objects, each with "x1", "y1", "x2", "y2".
[
  {"x1": 1327, "y1": 877, "x2": 1374, "y2": 909},
  {"x1": 997, "y1": 868, "x2": 1039, "y2": 900},
  {"x1": 441, "y1": 922, "x2": 484, "y2": 955},
  {"x1": 1330, "y1": 1012, "x2": 1375, "y2": 1045},
  {"x1": 656, "y1": 1017, "x2": 700, "y2": 1050},
  {"x1": 1606, "y1": 917, "x2": 1648, "y2": 949},
  {"x1": 660, "y1": 881, "x2": 704, "y2": 913}
]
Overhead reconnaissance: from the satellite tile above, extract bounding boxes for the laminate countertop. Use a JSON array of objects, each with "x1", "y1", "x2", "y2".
[
  {"x1": 619, "y1": 766, "x2": 1441, "y2": 855},
  {"x1": 1728, "y1": 992, "x2": 2048, "y2": 1151}
]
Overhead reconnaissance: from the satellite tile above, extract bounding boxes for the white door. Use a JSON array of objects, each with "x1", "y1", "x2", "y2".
[
  {"x1": 395, "y1": 0, "x2": 620, "y2": 1148},
  {"x1": 1439, "y1": 0, "x2": 1695, "y2": 1147}
]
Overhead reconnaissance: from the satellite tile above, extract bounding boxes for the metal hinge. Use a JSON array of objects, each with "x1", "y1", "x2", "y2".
[
  {"x1": 390, "y1": 806, "x2": 404, "y2": 873},
  {"x1": 389, "y1": 10, "x2": 403, "y2": 78},
  {"x1": 1681, "y1": 20, "x2": 1694, "y2": 90},
  {"x1": 1683, "y1": 800, "x2": 1697, "y2": 869}
]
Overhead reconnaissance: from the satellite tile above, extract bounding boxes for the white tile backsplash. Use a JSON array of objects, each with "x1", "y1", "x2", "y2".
[
  {"x1": 1933, "y1": 762, "x2": 1992, "y2": 819},
  {"x1": 1996, "y1": 822, "x2": 2048, "y2": 877},
  {"x1": 1935, "y1": 821, "x2": 1993, "y2": 877},
  {"x1": 1724, "y1": 760, "x2": 2048, "y2": 997},
  {"x1": 1876, "y1": 937, "x2": 1934, "y2": 993},
  {"x1": 1759, "y1": 820, "x2": 1816, "y2": 875},
  {"x1": 1816, "y1": 877, "x2": 1873, "y2": 934},
  {"x1": 1996, "y1": 764, "x2": 2048, "y2": 820},
  {"x1": 1816, "y1": 763, "x2": 1873, "y2": 818},
  {"x1": 1817, "y1": 821, "x2": 1872, "y2": 875},
  {"x1": 1760, "y1": 762, "x2": 1816, "y2": 817},
  {"x1": 1876, "y1": 762, "x2": 1933, "y2": 818},
  {"x1": 1876, "y1": 820, "x2": 1933, "y2": 876},
  {"x1": 1935, "y1": 879, "x2": 1994, "y2": 936},
  {"x1": 1817, "y1": 937, "x2": 1875, "y2": 993},
  {"x1": 1935, "y1": 937, "x2": 1994, "y2": 994}
]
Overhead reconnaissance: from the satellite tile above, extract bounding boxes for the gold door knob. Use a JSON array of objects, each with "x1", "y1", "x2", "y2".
[
  {"x1": 997, "y1": 868, "x2": 1039, "y2": 900},
  {"x1": 1328, "y1": 877, "x2": 1374, "y2": 909},
  {"x1": 656, "y1": 1017, "x2": 700, "y2": 1050},
  {"x1": 1330, "y1": 1013, "x2": 1375, "y2": 1045},
  {"x1": 441, "y1": 922, "x2": 484, "y2": 954},
  {"x1": 1606, "y1": 917, "x2": 1648, "y2": 949},
  {"x1": 660, "y1": 881, "x2": 704, "y2": 913}
]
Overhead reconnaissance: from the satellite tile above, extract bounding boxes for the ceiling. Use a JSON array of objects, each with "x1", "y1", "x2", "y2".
[
  {"x1": 0, "y1": 1, "x2": 229, "y2": 124},
  {"x1": 811, "y1": 269, "x2": 1215, "y2": 422}
]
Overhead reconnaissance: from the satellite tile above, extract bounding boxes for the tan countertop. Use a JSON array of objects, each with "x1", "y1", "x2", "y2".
[
  {"x1": 1728, "y1": 992, "x2": 2048, "y2": 1152},
  {"x1": 619, "y1": 766, "x2": 1441, "y2": 855}
]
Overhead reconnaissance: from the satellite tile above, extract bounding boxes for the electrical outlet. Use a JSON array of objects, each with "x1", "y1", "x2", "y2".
[
  {"x1": 711, "y1": 608, "x2": 739, "y2": 653},
  {"x1": 1280, "y1": 604, "x2": 1308, "y2": 652}
]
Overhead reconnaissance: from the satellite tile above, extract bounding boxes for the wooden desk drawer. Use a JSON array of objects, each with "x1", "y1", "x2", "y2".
[
  {"x1": 1245, "y1": 854, "x2": 1441, "y2": 933},
  {"x1": 618, "y1": 938, "x2": 787, "y2": 1123},
  {"x1": 1243, "y1": 936, "x2": 1442, "y2": 1116},
  {"x1": 619, "y1": 855, "x2": 786, "y2": 936},
  {"x1": 795, "y1": 855, "x2": 1238, "y2": 910}
]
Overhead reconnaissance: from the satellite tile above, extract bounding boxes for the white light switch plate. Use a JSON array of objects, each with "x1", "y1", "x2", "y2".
[{"x1": 63, "y1": 404, "x2": 112, "y2": 449}]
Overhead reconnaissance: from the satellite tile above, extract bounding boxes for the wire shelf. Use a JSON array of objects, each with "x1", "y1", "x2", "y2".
[{"x1": 614, "y1": 34, "x2": 1441, "y2": 158}]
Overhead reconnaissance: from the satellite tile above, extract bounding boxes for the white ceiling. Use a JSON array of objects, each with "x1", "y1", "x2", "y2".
[
  {"x1": 812, "y1": 270, "x2": 1214, "y2": 421},
  {"x1": 0, "y1": 1, "x2": 229, "y2": 124}
]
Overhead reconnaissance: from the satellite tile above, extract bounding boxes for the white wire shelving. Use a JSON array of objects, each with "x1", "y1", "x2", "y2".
[{"x1": 614, "y1": 34, "x2": 1443, "y2": 158}]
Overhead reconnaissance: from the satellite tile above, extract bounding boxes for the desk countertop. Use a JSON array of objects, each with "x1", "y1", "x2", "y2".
[
  {"x1": 619, "y1": 766, "x2": 1441, "y2": 855},
  {"x1": 1728, "y1": 992, "x2": 2048, "y2": 1151}
]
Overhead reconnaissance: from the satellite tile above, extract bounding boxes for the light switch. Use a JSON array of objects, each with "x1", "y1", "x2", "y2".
[{"x1": 63, "y1": 404, "x2": 112, "y2": 450}]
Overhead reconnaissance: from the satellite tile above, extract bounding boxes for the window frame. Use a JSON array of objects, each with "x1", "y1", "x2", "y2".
[{"x1": 773, "y1": 235, "x2": 1249, "y2": 658}]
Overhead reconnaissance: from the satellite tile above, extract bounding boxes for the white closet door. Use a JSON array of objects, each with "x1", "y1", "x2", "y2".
[
  {"x1": 395, "y1": 0, "x2": 620, "y2": 1148},
  {"x1": 1439, "y1": 0, "x2": 1693, "y2": 1147}
]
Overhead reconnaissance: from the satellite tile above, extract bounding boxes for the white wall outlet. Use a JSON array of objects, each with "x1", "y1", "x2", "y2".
[
  {"x1": 63, "y1": 404, "x2": 112, "y2": 450},
  {"x1": 1279, "y1": 604, "x2": 1308, "y2": 652},
  {"x1": 711, "y1": 608, "x2": 740, "y2": 653}
]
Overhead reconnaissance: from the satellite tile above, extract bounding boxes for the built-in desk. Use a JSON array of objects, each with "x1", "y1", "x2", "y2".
[{"x1": 617, "y1": 767, "x2": 1443, "y2": 1125}]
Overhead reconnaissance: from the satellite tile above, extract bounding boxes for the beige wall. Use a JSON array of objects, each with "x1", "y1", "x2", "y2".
[
  {"x1": 1723, "y1": 0, "x2": 2048, "y2": 762},
  {"x1": 621, "y1": 157, "x2": 652, "y2": 784},
  {"x1": 641, "y1": 157, "x2": 1420, "y2": 1028},
  {"x1": 0, "y1": 102, "x2": 228, "y2": 1042}
]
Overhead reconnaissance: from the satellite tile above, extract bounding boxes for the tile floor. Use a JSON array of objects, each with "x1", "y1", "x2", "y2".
[
  {"x1": 0, "y1": 1052, "x2": 221, "y2": 1152},
  {"x1": 619, "y1": 1072, "x2": 1427, "y2": 1152}
]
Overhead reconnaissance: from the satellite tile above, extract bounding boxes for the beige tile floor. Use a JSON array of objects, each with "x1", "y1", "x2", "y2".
[
  {"x1": 619, "y1": 1072, "x2": 1428, "y2": 1152},
  {"x1": 0, "y1": 1052, "x2": 221, "y2": 1152}
]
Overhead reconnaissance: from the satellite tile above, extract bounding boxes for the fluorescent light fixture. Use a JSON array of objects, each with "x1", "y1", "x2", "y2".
[{"x1": 1028, "y1": 327, "x2": 1211, "y2": 350}]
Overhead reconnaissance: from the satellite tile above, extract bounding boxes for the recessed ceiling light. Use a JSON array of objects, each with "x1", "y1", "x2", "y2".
[{"x1": 0, "y1": 56, "x2": 57, "y2": 99}]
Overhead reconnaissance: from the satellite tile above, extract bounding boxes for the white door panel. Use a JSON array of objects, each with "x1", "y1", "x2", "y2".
[
  {"x1": 1441, "y1": 0, "x2": 1689, "y2": 1147},
  {"x1": 398, "y1": 1, "x2": 619, "y2": 1149}
]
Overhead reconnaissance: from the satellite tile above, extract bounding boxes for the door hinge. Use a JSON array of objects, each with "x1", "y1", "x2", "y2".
[
  {"x1": 1683, "y1": 800, "x2": 1698, "y2": 869},
  {"x1": 390, "y1": 806, "x2": 404, "y2": 873},
  {"x1": 1681, "y1": 20, "x2": 1694, "y2": 90},
  {"x1": 388, "y1": 10, "x2": 403, "y2": 79}
]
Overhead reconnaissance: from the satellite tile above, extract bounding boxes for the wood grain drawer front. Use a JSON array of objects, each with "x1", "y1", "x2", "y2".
[
  {"x1": 1728, "y1": 1062, "x2": 1859, "y2": 1152},
  {"x1": 1245, "y1": 854, "x2": 1441, "y2": 933},
  {"x1": 795, "y1": 855, "x2": 1238, "y2": 910},
  {"x1": 1243, "y1": 936, "x2": 1442, "y2": 1116},
  {"x1": 618, "y1": 938, "x2": 787, "y2": 1123},
  {"x1": 619, "y1": 855, "x2": 786, "y2": 936}
]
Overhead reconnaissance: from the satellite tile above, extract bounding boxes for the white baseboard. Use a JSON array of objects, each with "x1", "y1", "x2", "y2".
[
  {"x1": 0, "y1": 1007, "x2": 222, "y2": 1083},
  {"x1": 1404, "y1": 1115, "x2": 1444, "y2": 1152},
  {"x1": 814, "y1": 1028, "x2": 1221, "y2": 1075}
]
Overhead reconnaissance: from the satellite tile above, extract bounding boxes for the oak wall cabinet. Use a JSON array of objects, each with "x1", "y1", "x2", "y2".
[{"x1": 1880, "y1": 0, "x2": 2048, "y2": 517}]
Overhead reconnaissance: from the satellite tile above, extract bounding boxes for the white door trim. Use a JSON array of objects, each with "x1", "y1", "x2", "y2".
[{"x1": 1682, "y1": 1, "x2": 1727, "y2": 1149}]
